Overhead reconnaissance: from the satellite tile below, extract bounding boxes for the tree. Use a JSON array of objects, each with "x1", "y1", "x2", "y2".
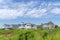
[
  {"x1": 37, "y1": 25, "x2": 43, "y2": 30},
  {"x1": 55, "y1": 25, "x2": 58, "y2": 28}
]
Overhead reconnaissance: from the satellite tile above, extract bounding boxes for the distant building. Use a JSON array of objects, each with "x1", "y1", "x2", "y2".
[
  {"x1": 3, "y1": 22, "x2": 37, "y2": 30},
  {"x1": 3, "y1": 24, "x2": 13, "y2": 30},
  {"x1": 19, "y1": 23, "x2": 37, "y2": 29},
  {"x1": 41, "y1": 21, "x2": 55, "y2": 29}
]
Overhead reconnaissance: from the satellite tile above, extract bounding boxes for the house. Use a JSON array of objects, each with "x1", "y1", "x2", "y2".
[
  {"x1": 3, "y1": 22, "x2": 37, "y2": 30},
  {"x1": 2, "y1": 24, "x2": 18, "y2": 30},
  {"x1": 3, "y1": 24, "x2": 13, "y2": 30},
  {"x1": 19, "y1": 22, "x2": 37, "y2": 29},
  {"x1": 41, "y1": 21, "x2": 55, "y2": 29}
]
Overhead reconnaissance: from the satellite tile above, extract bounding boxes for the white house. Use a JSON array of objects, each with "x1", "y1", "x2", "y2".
[
  {"x1": 41, "y1": 21, "x2": 55, "y2": 29},
  {"x1": 3, "y1": 22, "x2": 37, "y2": 30},
  {"x1": 19, "y1": 22, "x2": 37, "y2": 29},
  {"x1": 3, "y1": 24, "x2": 13, "y2": 30}
]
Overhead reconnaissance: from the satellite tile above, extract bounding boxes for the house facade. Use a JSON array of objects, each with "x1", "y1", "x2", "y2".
[
  {"x1": 19, "y1": 23, "x2": 37, "y2": 29},
  {"x1": 3, "y1": 22, "x2": 37, "y2": 30},
  {"x1": 41, "y1": 21, "x2": 55, "y2": 29}
]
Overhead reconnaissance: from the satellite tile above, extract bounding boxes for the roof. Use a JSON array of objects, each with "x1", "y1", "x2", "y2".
[
  {"x1": 48, "y1": 21, "x2": 54, "y2": 24},
  {"x1": 41, "y1": 21, "x2": 54, "y2": 26}
]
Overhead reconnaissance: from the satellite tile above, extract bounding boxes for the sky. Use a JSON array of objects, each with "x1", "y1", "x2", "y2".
[{"x1": 0, "y1": 0, "x2": 60, "y2": 26}]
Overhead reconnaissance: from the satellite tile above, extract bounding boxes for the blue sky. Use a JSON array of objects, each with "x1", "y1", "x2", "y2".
[{"x1": 0, "y1": 0, "x2": 60, "y2": 26}]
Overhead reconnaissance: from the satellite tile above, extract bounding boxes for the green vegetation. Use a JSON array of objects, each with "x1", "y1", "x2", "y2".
[{"x1": 0, "y1": 27, "x2": 60, "y2": 40}]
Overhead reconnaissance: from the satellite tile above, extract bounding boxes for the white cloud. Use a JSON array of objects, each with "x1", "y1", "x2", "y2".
[
  {"x1": 51, "y1": 8, "x2": 60, "y2": 14},
  {"x1": 0, "y1": 1, "x2": 38, "y2": 19},
  {"x1": 52, "y1": 2, "x2": 60, "y2": 6},
  {"x1": 0, "y1": 9, "x2": 23, "y2": 19},
  {"x1": 0, "y1": 0, "x2": 60, "y2": 19},
  {"x1": 25, "y1": 8, "x2": 47, "y2": 18},
  {"x1": 0, "y1": 0, "x2": 4, "y2": 3}
]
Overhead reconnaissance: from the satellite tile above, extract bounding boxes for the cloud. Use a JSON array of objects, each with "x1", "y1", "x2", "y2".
[
  {"x1": 0, "y1": 0, "x2": 3, "y2": 3},
  {"x1": 0, "y1": 0, "x2": 38, "y2": 19},
  {"x1": 51, "y1": 8, "x2": 60, "y2": 14},
  {"x1": 25, "y1": 8, "x2": 47, "y2": 18},
  {"x1": 52, "y1": 2, "x2": 60, "y2": 6},
  {"x1": 0, "y1": 9, "x2": 25, "y2": 19},
  {"x1": 0, "y1": 0, "x2": 60, "y2": 19}
]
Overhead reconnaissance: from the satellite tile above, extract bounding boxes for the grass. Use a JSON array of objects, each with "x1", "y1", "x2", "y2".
[{"x1": 0, "y1": 28, "x2": 60, "y2": 40}]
